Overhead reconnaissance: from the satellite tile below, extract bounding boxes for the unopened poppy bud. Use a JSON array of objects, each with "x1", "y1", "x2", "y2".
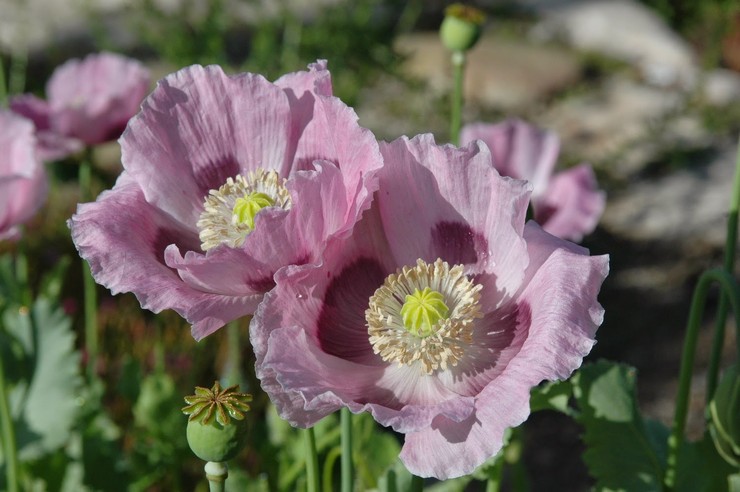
[
  {"x1": 182, "y1": 381, "x2": 252, "y2": 462},
  {"x1": 440, "y1": 4, "x2": 486, "y2": 53}
]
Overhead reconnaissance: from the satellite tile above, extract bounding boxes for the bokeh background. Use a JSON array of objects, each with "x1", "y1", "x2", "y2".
[{"x1": 1, "y1": 0, "x2": 739, "y2": 490}]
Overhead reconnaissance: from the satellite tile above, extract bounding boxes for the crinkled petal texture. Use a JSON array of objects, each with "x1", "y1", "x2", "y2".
[
  {"x1": 461, "y1": 118, "x2": 605, "y2": 241},
  {"x1": 0, "y1": 111, "x2": 48, "y2": 240},
  {"x1": 10, "y1": 52, "x2": 150, "y2": 159},
  {"x1": 251, "y1": 134, "x2": 609, "y2": 479},
  {"x1": 69, "y1": 61, "x2": 383, "y2": 340}
]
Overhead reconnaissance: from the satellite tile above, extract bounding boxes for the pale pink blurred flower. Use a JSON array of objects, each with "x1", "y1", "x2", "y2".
[
  {"x1": 461, "y1": 119, "x2": 605, "y2": 242},
  {"x1": 10, "y1": 52, "x2": 150, "y2": 160},
  {"x1": 69, "y1": 61, "x2": 383, "y2": 340},
  {"x1": 251, "y1": 134, "x2": 608, "y2": 479},
  {"x1": 0, "y1": 111, "x2": 48, "y2": 241}
]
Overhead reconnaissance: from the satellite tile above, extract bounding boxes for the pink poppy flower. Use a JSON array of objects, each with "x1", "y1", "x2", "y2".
[
  {"x1": 0, "y1": 111, "x2": 48, "y2": 241},
  {"x1": 461, "y1": 119, "x2": 605, "y2": 242},
  {"x1": 10, "y1": 52, "x2": 150, "y2": 160},
  {"x1": 251, "y1": 134, "x2": 608, "y2": 479},
  {"x1": 68, "y1": 61, "x2": 383, "y2": 340}
]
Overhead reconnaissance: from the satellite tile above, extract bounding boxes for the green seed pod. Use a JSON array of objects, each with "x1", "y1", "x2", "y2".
[
  {"x1": 440, "y1": 4, "x2": 486, "y2": 53},
  {"x1": 708, "y1": 364, "x2": 740, "y2": 467},
  {"x1": 182, "y1": 381, "x2": 252, "y2": 462},
  {"x1": 186, "y1": 415, "x2": 247, "y2": 462}
]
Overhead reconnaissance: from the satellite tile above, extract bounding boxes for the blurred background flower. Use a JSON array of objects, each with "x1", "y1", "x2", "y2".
[
  {"x1": 461, "y1": 118, "x2": 605, "y2": 242},
  {"x1": 9, "y1": 52, "x2": 150, "y2": 160},
  {"x1": 0, "y1": 110, "x2": 47, "y2": 241}
]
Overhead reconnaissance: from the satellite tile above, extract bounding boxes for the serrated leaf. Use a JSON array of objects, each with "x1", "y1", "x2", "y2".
[
  {"x1": 572, "y1": 361, "x2": 666, "y2": 492},
  {"x1": 4, "y1": 298, "x2": 82, "y2": 460}
]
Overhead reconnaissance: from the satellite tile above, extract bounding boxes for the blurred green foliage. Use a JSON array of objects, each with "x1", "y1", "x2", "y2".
[
  {"x1": 639, "y1": 0, "x2": 739, "y2": 68},
  {"x1": 121, "y1": 0, "x2": 412, "y2": 105}
]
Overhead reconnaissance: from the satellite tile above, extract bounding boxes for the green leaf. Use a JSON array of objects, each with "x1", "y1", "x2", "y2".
[
  {"x1": 4, "y1": 298, "x2": 82, "y2": 460},
  {"x1": 38, "y1": 256, "x2": 71, "y2": 302},
  {"x1": 675, "y1": 434, "x2": 736, "y2": 492},
  {"x1": 572, "y1": 361, "x2": 666, "y2": 492},
  {"x1": 530, "y1": 379, "x2": 575, "y2": 416},
  {"x1": 353, "y1": 413, "x2": 401, "y2": 489}
]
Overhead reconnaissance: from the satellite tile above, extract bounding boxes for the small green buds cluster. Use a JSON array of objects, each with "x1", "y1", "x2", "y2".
[
  {"x1": 182, "y1": 381, "x2": 253, "y2": 462},
  {"x1": 708, "y1": 364, "x2": 740, "y2": 467},
  {"x1": 440, "y1": 4, "x2": 486, "y2": 53}
]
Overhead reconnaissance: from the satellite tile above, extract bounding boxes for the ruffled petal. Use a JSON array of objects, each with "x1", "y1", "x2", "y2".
[
  {"x1": 400, "y1": 374, "x2": 531, "y2": 479},
  {"x1": 287, "y1": 88, "x2": 382, "y2": 229},
  {"x1": 121, "y1": 64, "x2": 294, "y2": 228},
  {"x1": 460, "y1": 119, "x2": 559, "y2": 197},
  {"x1": 274, "y1": 59, "x2": 333, "y2": 97},
  {"x1": 534, "y1": 164, "x2": 606, "y2": 242},
  {"x1": 512, "y1": 222, "x2": 608, "y2": 380},
  {"x1": 68, "y1": 173, "x2": 261, "y2": 340}
]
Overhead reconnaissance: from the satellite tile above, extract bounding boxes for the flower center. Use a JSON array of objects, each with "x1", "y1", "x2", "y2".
[
  {"x1": 197, "y1": 169, "x2": 291, "y2": 251},
  {"x1": 233, "y1": 192, "x2": 275, "y2": 230},
  {"x1": 400, "y1": 287, "x2": 450, "y2": 337},
  {"x1": 366, "y1": 258, "x2": 482, "y2": 374}
]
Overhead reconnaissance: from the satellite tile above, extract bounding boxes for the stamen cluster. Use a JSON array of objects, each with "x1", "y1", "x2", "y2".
[
  {"x1": 366, "y1": 258, "x2": 482, "y2": 374},
  {"x1": 197, "y1": 169, "x2": 291, "y2": 251}
]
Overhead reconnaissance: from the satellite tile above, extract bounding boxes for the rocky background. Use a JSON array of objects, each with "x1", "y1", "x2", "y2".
[{"x1": 2, "y1": 0, "x2": 739, "y2": 490}]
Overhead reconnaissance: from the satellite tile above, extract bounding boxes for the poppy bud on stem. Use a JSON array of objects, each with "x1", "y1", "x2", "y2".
[
  {"x1": 183, "y1": 382, "x2": 252, "y2": 491},
  {"x1": 440, "y1": 4, "x2": 485, "y2": 146}
]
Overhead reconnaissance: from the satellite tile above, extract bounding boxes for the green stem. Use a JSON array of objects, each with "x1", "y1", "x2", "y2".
[
  {"x1": 409, "y1": 474, "x2": 424, "y2": 492},
  {"x1": 0, "y1": 57, "x2": 7, "y2": 106},
  {"x1": 305, "y1": 427, "x2": 320, "y2": 492},
  {"x1": 15, "y1": 235, "x2": 32, "y2": 307},
  {"x1": 8, "y1": 48, "x2": 27, "y2": 96},
  {"x1": 450, "y1": 51, "x2": 466, "y2": 146},
  {"x1": 154, "y1": 319, "x2": 165, "y2": 374},
  {"x1": 664, "y1": 268, "x2": 740, "y2": 489},
  {"x1": 79, "y1": 151, "x2": 98, "y2": 380},
  {"x1": 0, "y1": 352, "x2": 20, "y2": 492},
  {"x1": 485, "y1": 456, "x2": 505, "y2": 492},
  {"x1": 707, "y1": 135, "x2": 740, "y2": 397},
  {"x1": 322, "y1": 446, "x2": 342, "y2": 492},
  {"x1": 226, "y1": 318, "x2": 247, "y2": 388},
  {"x1": 340, "y1": 407, "x2": 353, "y2": 492},
  {"x1": 205, "y1": 461, "x2": 227, "y2": 492}
]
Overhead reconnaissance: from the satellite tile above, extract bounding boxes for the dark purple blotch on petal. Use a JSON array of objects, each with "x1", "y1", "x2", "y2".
[
  {"x1": 430, "y1": 221, "x2": 487, "y2": 265},
  {"x1": 317, "y1": 257, "x2": 386, "y2": 364},
  {"x1": 193, "y1": 154, "x2": 241, "y2": 196},
  {"x1": 153, "y1": 227, "x2": 197, "y2": 267}
]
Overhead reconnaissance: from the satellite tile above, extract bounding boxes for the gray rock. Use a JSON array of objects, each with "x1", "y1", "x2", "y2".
[
  {"x1": 601, "y1": 143, "x2": 737, "y2": 249},
  {"x1": 703, "y1": 69, "x2": 740, "y2": 107},
  {"x1": 530, "y1": 0, "x2": 697, "y2": 88},
  {"x1": 542, "y1": 77, "x2": 709, "y2": 179},
  {"x1": 395, "y1": 32, "x2": 582, "y2": 110}
]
